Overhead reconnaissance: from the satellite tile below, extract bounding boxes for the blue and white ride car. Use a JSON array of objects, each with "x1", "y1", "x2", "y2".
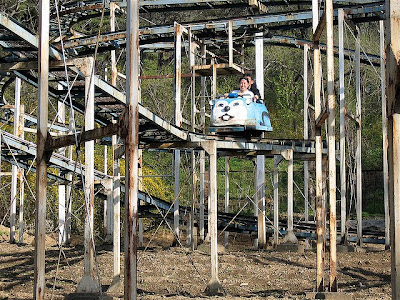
[{"x1": 209, "y1": 93, "x2": 273, "y2": 133}]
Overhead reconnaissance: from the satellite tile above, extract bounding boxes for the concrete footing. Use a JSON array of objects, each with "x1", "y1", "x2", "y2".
[
  {"x1": 205, "y1": 278, "x2": 224, "y2": 296},
  {"x1": 337, "y1": 244, "x2": 381, "y2": 253},
  {"x1": 65, "y1": 293, "x2": 113, "y2": 300},
  {"x1": 282, "y1": 230, "x2": 298, "y2": 244},
  {"x1": 337, "y1": 244, "x2": 358, "y2": 253},
  {"x1": 76, "y1": 273, "x2": 101, "y2": 293},
  {"x1": 276, "y1": 243, "x2": 305, "y2": 253},
  {"x1": 106, "y1": 276, "x2": 122, "y2": 293},
  {"x1": 305, "y1": 292, "x2": 354, "y2": 299}
]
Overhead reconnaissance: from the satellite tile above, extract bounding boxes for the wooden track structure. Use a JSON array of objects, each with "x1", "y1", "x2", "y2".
[{"x1": 1, "y1": 0, "x2": 399, "y2": 298}]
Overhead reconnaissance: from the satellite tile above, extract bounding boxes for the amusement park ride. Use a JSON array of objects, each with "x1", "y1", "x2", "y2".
[
  {"x1": 209, "y1": 93, "x2": 273, "y2": 134},
  {"x1": 2, "y1": 0, "x2": 400, "y2": 298}
]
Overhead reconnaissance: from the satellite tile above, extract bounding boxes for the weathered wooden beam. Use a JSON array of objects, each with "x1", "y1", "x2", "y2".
[
  {"x1": 339, "y1": 8, "x2": 347, "y2": 245},
  {"x1": 313, "y1": 0, "x2": 324, "y2": 292},
  {"x1": 124, "y1": 0, "x2": 140, "y2": 298},
  {"x1": 34, "y1": 0, "x2": 49, "y2": 298},
  {"x1": 312, "y1": 11, "x2": 326, "y2": 43},
  {"x1": 380, "y1": 20, "x2": 390, "y2": 250},
  {"x1": 46, "y1": 122, "x2": 121, "y2": 152},
  {"x1": 386, "y1": 0, "x2": 400, "y2": 297},
  {"x1": 315, "y1": 105, "x2": 329, "y2": 128}
]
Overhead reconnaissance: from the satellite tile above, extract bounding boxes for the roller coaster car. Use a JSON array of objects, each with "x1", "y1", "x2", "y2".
[{"x1": 209, "y1": 93, "x2": 273, "y2": 135}]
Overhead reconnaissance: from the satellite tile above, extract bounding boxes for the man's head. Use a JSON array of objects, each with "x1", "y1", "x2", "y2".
[{"x1": 244, "y1": 73, "x2": 254, "y2": 85}]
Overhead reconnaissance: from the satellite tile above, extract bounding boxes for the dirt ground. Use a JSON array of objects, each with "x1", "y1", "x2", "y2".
[{"x1": 0, "y1": 226, "x2": 391, "y2": 300}]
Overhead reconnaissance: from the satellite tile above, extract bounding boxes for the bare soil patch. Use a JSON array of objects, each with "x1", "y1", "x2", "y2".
[{"x1": 0, "y1": 227, "x2": 391, "y2": 299}]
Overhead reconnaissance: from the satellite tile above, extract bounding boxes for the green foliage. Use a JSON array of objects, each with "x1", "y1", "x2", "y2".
[{"x1": 264, "y1": 46, "x2": 304, "y2": 139}]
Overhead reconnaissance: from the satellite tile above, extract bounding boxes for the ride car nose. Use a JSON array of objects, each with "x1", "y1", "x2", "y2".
[{"x1": 224, "y1": 106, "x2": 230, "y2": 112}]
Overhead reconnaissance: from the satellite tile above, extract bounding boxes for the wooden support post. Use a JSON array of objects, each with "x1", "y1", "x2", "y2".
[
  {"x1": 174, "y1": 23, "x2": 182, "y2": 128},
  {"x1": 303, "y1": 44, "x2": 309, "y2": 222},
  {"x1": 312, "y1": 0, "x2": 324, "y2": 291},
  {"x1": 108, "y1": 119, "x2": 122, "y2": 292},
  {"x1": 174, "y1": 150, "x2": 181, "y2": 243},
  {"x1": 326, "y1": 0, "x2": 338, "y2": 291},
  {"x1": 283, "y1": 149, "x2": 297, "y2": 243},
  {"x1": 199, "y1": 43, "x2": 206, "y2": 242},
  {"x1": 10, "y1": 164, "x2": 18, "y2": 244},
  {"x1": 200, "y1": 150, "x2": 205, "y2": 242},
  {"x1": 273, "y1": 155, "x2": 280, "y2": 246},
  {"x1": 189, "y1": 150, "x2": 196, "y2": 249},
  {"x1": 387, "y1": 0, "x2": 400, "y2": 294},
  {"x1": 10, "y1": 77, "x2": 21, "y2": 244},
  {"x1": 355, "y1": 26, "x2": 362, "y2": 248},
  {"x1": 380, "y1": 20, "x2": 390, "y2": 250},
  {"x1": 110, "y1": 2, "x2": 118, "y2": 87},
  {"x1": 76, "y1": 57, "x2": 99, "y2": 293},
  {"x1": 66, "y1": 118, "x2": 73, "y2": 244},
  {"x1": 338, "y1": 8, "x2": 347, "y2": 245},
  {"x1": 256, "y1": 155, "x2": 266, "y2": 247},
  {"x1": 138, "y1": 218, "x2": 143, "y2": 248},
  {"x1": 57, "y1": 84, "x2": 66, "y2": 246},
  {"x1": 388, "y1": 0, "x2": 400, "y2": 292},
  {"x1": 124, "y1": 0, "x2": 140, "y2": 298},
  {"x1": 105, "y1": 178, "x2": 113, "y2": 243},
  {"x1": 18, "y1": 104, "x2": 24, "y2": 244},
  {"x1": 228, "y1": 21, "x2": 233, "y2": 67},
  {"x1": 200, "y1": 42, "x2": 206, "y2": 129},
  {"x1": 173, "y1": 23, "x2": 182, "y2": 243},
  {"x1": 203, "y1": 141, "x2": 223, "y2": 296},
  {"x1": 212, "y1": 54, "x2": 217, "y2": 99},
  {"x1": 253, "y1": 162, "x2": 259, "y2": 249},
  {"x1": 189, "y1": 31, "x2": 196, "y2": 250},
  {"x1": 108, "y1": 8, "x2": 121, "y2": 291},
  {"x1": 104, "y1": 146, "x2": 108, "y2": 237},
  {"x1": 34, "y1": 0, "x2": 49, "y2": 297},
  {"x1": 255, "y1": 32, "x2": 266, "y2": 247},
  {"x1": 224, "y1": 157, "x2": 229, "y2": 249},
  {"x1": 104, "y1": 145, "x2": 113, "y2": 243}
]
